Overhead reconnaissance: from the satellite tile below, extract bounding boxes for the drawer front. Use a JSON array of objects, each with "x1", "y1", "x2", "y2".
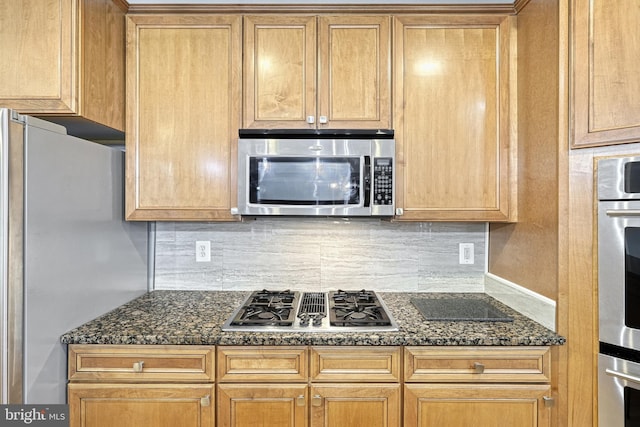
[
  {"x1": 68, "y1": 345, "x2": 215, "y2": 382},
  {"x1": 404, "y1": 346, "x2": 550, "y2": 383},
  {"x1": 311, "y1": 346, "x2": 401, "y2": 382},
  {"x1": 217, "y1": 346, "x2": 308, "y2": 383}
]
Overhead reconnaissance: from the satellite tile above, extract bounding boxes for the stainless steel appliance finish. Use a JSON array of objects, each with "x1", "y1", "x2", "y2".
[
  {"x1": 597, "y1": 155, "x2": 640, "y2": 426},
  {"x1": 0, "y1": 109, "x2": 149, "y2": 404},
  {"x1": 237, "y1": 129, "x2": 395, "y2": 217},
  {"x1": 599, "y1": 348, "x2": 640, "y2": 427},
  {"x1": 598, "y1": 156, "x2": 640, "y2": 351},
  {"x1": 221, "y1": 289, "x2": 399, "y2": 332}
]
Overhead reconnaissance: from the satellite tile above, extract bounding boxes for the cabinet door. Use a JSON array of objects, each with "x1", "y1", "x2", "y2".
[
  {"x1": 217, "y1": 384, "x2": 308, "y2": 427},
  {"x1": 317, "y1": 16, "x2": 391, "y2": 129},
  {"x1": 310, "y1": 384, "x2": 401, "y2": 427},
  {"x1": 394, "y1": 16, "x2": 515, "y2": 221},
  {"x1": 404, "y1": 384, "x2": 551, "y2": 427},
  {"x1": 68, "y1": 383, "x2": 214, "y2": 427},
  {"x1": 572, "y1": 0, "x2": 640, "y2": 147},
  {"x1": 0, "y1": 0, "x2": 125, "y2": 131},
  {"x1": 243, "y1": 15, "x2": 316, "y2": 129},
  {"x1": 126, "y1": 14, "x2": 241, "y2": 220}
]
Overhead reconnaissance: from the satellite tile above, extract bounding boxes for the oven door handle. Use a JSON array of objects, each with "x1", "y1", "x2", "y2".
[
  {"x1": 606, "y1": 209, "x2": 640, "y2": 217},
  {"x1": 606, "y1": 368, "x2": 640, "y2": 385}
]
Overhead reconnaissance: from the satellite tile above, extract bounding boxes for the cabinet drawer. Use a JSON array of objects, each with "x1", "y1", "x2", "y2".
[
  {"x1": 311, "y1": 346, "x2": 401, "y2": 382},
  {"x1": 68, "y1": 345, "x2": 215, "y2": 382},
  {"x1": 217, "y1": 346, "x2": 308, "y2": 383},
  {"x1": 404, "y1": 346, "x2": 550, "y2": 383}
]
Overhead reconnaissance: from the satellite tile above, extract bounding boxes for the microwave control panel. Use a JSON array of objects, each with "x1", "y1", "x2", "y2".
[{"x1": 373, "y1": 158, "x2": 393, "y2": 205}]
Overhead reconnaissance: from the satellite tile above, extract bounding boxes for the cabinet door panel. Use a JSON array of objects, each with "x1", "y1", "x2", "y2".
[
  {"x1": 126, "y1": 15, "x2": 241, "y2": 220},
  {"x1": 243, "y1": 15, "x2": 316, "y2": 129},
  {"x1": 217, "y1": 384, "x2": 308, "y2": 427},
  {"x1": 404, "y1": 384, "x2": 551, "y2": 427},
  {"x1": 311, "y1": 384, "x2": 401, "y2": 427},
  {"x1": 394, "y1": 16, "x2": 514, "y2": 221},
  {"x1": 572, "y1": 0, "x2": 640, "y2": 147},
  {"x1": 68, "y1": 383, "x2": 214, "y2": 427},
  {"x1": 0, "y1": 0, "x2": 70, "y2": 104},
  {"x1": 318, "y1": 16, "x2": 391, "y2": 128}
]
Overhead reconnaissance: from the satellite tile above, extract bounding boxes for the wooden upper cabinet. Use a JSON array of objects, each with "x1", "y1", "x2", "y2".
[
  {"x1": 125, "y1": 14, "x2": 241, "y2": 221},
  {"x1": 243, "y1": 15, "x2": 316, "y2": 129},
  {"x1": 393, "y1": 15, "x2": 516, "y2": 221},
  {"x1": 243, "y1": 15, "x2": 391, "y2": 129},
  {"x1": 572, "y1": 0, "x2": 640, "y2": 147},
  {"x1": 0, "y1": 0, "x2": 125, "y2": 133},
  {"x1": 318, "y1": 16, "x2": 391, "y2": 129}
]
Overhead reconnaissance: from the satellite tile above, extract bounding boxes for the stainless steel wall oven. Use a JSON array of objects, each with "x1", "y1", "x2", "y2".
[{"x1": 598, "y1": 156, "x2": 640, "y2": 427}]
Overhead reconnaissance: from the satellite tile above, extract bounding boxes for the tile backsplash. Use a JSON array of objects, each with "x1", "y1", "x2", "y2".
[{"x1": 153, "y1": 219, "x2": 486, "y2": 292}]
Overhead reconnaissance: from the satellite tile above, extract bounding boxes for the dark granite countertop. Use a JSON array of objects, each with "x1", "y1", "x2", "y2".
[{"x1": 60, "y1": 291, "x2": 565, "y2": 346}]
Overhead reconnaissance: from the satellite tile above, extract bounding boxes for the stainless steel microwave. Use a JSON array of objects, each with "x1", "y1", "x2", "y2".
[{"x1": 237, "y1": 129, "x2": 395, "y2": 217}]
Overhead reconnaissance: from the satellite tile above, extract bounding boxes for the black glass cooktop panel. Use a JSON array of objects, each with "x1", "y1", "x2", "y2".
[{"x1": 411, "y1": 298, "x2": 513, "y2": 322}]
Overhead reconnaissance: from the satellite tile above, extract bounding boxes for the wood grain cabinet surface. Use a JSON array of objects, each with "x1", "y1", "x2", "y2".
[
  {"x1": 393, "y1": 15, "x2": 516, "y2": 221},
  {"x1": 67, "y1": 345, "x2": 216, "y2": 427},
  {"x1": 0, "y1": 0, "x2": 126, "y2": 133},
  {"x1": 68, "y1": 345, "x2": 555, "y2": 427},
  {"x1": 216, "y1": 346, "x2": 401, "y2": 427},
  {"x1": 403, "y1": 346, "x2": 552, "y2": 427},
  {"x1": 243, "y1": 15, "x2": 391, "y2": 130},
  {"x1": 125, "y1": 14, "x2": 241, "y2": 221},
  {"x1": 572, "y1": 0, "x2": 640, "y2": 147}
]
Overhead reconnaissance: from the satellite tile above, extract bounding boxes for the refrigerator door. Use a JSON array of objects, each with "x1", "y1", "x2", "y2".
[
  {"x1": 0, "y1": 108, "x2": 28, "y2": 404},
  {"x1": 21, "y1": 115, "x2": 149, "y2": 403}
]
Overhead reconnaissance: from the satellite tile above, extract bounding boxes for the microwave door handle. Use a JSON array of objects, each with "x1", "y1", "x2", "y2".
[
  {"x1": 364, "y1": 156, "x2": 371, "y2": 207},
  {"x1": 606, "y1": 209, "x2": 640, "y2": 217}
]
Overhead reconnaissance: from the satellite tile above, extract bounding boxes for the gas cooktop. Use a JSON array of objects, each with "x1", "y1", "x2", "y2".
[{"x1": 221, "y1": 289, "x2": 399, "y2": 332}]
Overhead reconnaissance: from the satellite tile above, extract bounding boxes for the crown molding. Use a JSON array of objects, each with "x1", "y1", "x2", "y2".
[
  {"x1": 513, "y1": 0, "x2": 531, "y2": 13},
  {"x1": 124, "y1": 3, "x2": 517, "y2": 15}
]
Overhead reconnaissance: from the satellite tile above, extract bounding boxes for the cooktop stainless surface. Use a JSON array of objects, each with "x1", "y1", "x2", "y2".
[{"x1": 221, "y1": 289, "x2": 399, "y2": 332}]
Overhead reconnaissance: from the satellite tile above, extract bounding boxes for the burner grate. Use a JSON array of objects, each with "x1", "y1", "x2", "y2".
[
  {"x1": 229, "y1": 290, "x2": 298, "y2": 327},
  {"x1": 329, "y1": 290, "x2": 392, "y2": 327}
]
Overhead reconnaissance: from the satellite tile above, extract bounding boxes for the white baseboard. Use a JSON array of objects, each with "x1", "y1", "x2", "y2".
[{"x1": 484, "y1": 273, "x2": 556, "y2": 331}]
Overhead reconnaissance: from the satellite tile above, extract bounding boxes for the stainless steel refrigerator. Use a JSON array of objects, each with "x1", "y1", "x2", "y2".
[{"x1": 0, "y1": 109, "x2": 150, "y2": 404}]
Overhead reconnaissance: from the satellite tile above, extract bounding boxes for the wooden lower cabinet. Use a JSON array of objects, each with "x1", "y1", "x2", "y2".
[
  {"x1": 404, "y1": 383, "x2": 551, "y2": 427},
  {"x1": 217, "y1": 384, "x2": 308, "y2": 427},
  {"x1": 403, "y1": 346, "x2": 553, "y2": 427},
  {"x1": 68, "y1": 383, "x2": 215, "y2": 427},
  {"x1": 310, "y1": 384, "x2": 400, "y2": 427},
  {"x1": 67, "y1": 345, "x2": 216, "y2": 427},
  {"x1": 68, "y1": 345, "x2": 554, "y2": 427},
  {"x1": 216, "y1": 383, "x2": 400, "y2": 427},
  {"x1": 215, "y1": 346, "x2": 401, "y2": 427}
]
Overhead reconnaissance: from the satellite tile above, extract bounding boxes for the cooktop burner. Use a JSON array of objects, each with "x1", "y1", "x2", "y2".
[
  {"x1": 227, "y1": 290, "x2": 298, "y2": 327},
  {"x1": 222, "y1": 289, "x2": 398, "y2": 332},
  {"x1": 329, "y1": 290, "x2": 393, "y2": 327}
]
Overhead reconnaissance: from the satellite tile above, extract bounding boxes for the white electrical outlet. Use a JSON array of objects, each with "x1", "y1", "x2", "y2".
[
  {"x1": 196, "y1": 241, "x2": 211, "y2": 262},
  {"x1": 459, "y1": 243, "x2": 474, "y2": 265}
]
